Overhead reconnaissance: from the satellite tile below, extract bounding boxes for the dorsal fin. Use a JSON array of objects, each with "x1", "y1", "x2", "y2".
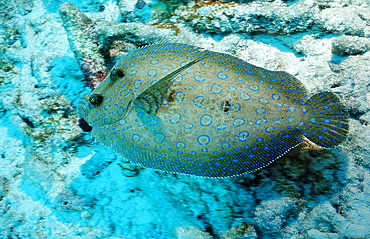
[{"x1": 133, "y1": 57, "x2": 205, "y2": 114}]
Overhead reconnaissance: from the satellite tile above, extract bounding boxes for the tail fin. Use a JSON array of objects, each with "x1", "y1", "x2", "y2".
[{"x1": 301, "y1": 91, "x2": 349, "y2": 148}]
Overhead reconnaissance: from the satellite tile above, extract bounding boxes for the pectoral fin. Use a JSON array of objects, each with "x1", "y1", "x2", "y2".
[{"x1": 133, "y1": 57, "x2": 204, "y2": 114}]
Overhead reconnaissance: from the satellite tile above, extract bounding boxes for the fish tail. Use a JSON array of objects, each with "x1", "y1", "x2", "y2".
[{"x1": 301, "y1": 91, "x2": 349, "y2": 148}]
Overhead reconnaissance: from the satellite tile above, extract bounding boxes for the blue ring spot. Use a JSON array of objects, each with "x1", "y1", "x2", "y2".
[
  {"x1": 288, "y1": 106, "x2": 297, "y2": 112},
  {"x1": 148, "y1": 119, "x2": 158, "y2": 126},
  {"x1": 256, "y1": 137, "x2": 264, "y2": 142},
  {"x1": 116, "y1": 106, "x2": 126, "y2": 116},
  {"x1": 236, "y1": 76, "x2": 245, "y2": 81},
  {"x1": 192, "y1": 96, "x2": 205, "y2": 108},
  {"x1": 173, "y1": 73, "x2": 183, "y2": 83},
  {"x1": 210, "y1": 83, "x2": 222, "y2": 94},
  {"x1": 184, "y1": 123, "x2": 194, "y2": 129},
  {"x1": 129, "y1": 69, "x2": 138, "y2": 76},
  {"x1": 309, "y1": 117, "x2": 318, "y2": 124},
  {"x1": 216, "y1": 71, "x2": 228, "y2": 80},
  {"x1": 134, "y1": 79, "x2": 143, "y2": 89},
  {"x1": 255, "y1": 107, "x2": 266, "y2": 114},
  {"x1": 228, "y1": 86, "x2": 237, "y2": 91},
  {"x1": 265, "y1": 126, "x2": 276, "y2": 133},
  {"x1": 230, "y1": 103, "x2": 241, "y2": 112},
  {"x1": 180, "y1": 61, "x2": 189, "y2": 67},
  {"x1": 176, "y1": 141, "x2": 187, "y2": 149},
  {"x1": 221, "y1": 142, "x2": 231, "y2": 149},
  {"x1": 259, "y1": 97, "x2": 270, "y2": 104},
  {"x1": 132, "y1": 134, "x2": 141, "y2": 142},
  {"x1": 287, "y1": 116, "x2": 294, "y2": 123},
  {"x1": 200, "y1": 114, "x2": 213, "y2": 126},
  {"x1": 240, "y1": 92, "x2": 251, "y2": 101},
  {"x1": 217, "y1": 124, "x2": 227, "y2": 130},
  {"x1": 193, "y1": 75, "x2": 205, "y2": 82},
  {"x1": 271, "y1": 94, "x2": 281, "y2": 100},
  {"x1": 175, "y1": 91, "x2": 185, "y2": 101},
  {"x1": 118, "y1": 81, "x2": 127, "y2": 89},
  {"x1": 256, "y1": 118, "x2": 268, "y2": 125},
  {"x1": 184, "y1": 85, "x2": 194, "y2": 90},
  {"x1": 162, "y1": 67, "x2": 170, "y2": 73},
  {"x1": 238, "y1": 131, "x2": 249, "y2": 142},
  {"x1": 232, "y1": 118, "x2": 246, "y2": 127},
  {"x1": 169, "y1": 113, "x2": 182, "y2": 124},
  {"x1": 119, "y1": 89, "x2": 129, "y2": 96},
  {"x1": 154, "y1": 132, "x2": 166, "y2": 144},
  {"x1": 197, "y1": 135, "x2": 210, "y2": 145},
  {"x1": 147, "y1": 69, "x2": 157, "y2": 77},
  {"x1": 249, "y1": 84, "x2": 260, "y2": 91}
]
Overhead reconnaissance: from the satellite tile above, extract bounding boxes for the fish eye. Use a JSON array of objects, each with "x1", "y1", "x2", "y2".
[
  {"x1": 116, "y1": 70, "x2": 125, "y2": 78},
  {"x1": 89, "y1": 94, "x2": 104, "y2": 106}
]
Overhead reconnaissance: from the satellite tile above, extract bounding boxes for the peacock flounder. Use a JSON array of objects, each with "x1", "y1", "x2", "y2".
[{"x1": 78, "y1": 43, "x2": 349, "y2": 178}]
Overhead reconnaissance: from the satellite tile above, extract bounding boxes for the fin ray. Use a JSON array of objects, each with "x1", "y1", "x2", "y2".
[
  {"x1": 133, "y1": 57, "x2": 205, "y2": 114},
  {"x1": 301, "y1": 91, "x2": 349, "y2": 148}
]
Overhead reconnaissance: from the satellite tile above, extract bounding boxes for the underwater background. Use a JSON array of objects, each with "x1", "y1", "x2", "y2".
[{"x1": 0, "y1": 0, "x2": 370, "y2": 238}]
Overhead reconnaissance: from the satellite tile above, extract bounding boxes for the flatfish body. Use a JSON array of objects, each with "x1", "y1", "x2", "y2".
[{"x1": 78, "y1": 43, "x2": 348, "y2": 178}]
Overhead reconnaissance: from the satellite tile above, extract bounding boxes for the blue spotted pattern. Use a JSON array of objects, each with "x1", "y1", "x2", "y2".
[{"x1": 78, "y1": 43, "x2": 349, "y2": 178}]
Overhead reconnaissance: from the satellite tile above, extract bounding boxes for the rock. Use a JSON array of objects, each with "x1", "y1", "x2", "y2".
[{"x1": 332, "y1": 35, "x2": 370, "y2": 55}]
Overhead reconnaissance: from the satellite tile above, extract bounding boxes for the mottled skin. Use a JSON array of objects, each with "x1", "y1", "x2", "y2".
[{"x1": 78, "y1": 43, "x2": 348, "y2": 177}]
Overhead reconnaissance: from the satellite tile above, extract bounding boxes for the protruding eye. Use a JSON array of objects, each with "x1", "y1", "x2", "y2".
[
  {"x1": 89, "y1": 94, "x2": 104, "y2": 106},
  {"x1": 116, "y1": 70, "x2": 125, "y2": 77}
]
